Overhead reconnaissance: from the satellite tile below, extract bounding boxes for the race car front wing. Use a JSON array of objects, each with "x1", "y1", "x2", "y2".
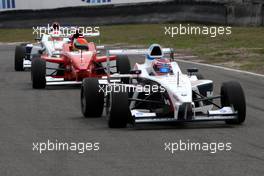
[{"x1": 131, "y1": 107, "x2": 238, "y2": 124}]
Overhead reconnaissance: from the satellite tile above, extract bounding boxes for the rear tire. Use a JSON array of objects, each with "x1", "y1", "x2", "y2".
[
  {"x1": 116, "y1": 55, "x2": 131, "y2": 84},
  {"x1": 221, "y1": 81, "x2": 246, "y2": 124},
  {"x1": 14, "y1": 45, "x2": 26, "y2": 71},
  {"x1": 108, "y1": 91, "x2": 130, "y2": 128},
  {"x1": 81, "y1": 78, "x2": 104, "y2": 117},
  {"x1": 31, "y1": 56, "x2": 46, "y2": 89}
]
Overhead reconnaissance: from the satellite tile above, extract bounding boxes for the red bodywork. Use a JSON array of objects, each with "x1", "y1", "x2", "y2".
[{"x1": 41, "y1": 42, "x2": 116, "y2": 81}]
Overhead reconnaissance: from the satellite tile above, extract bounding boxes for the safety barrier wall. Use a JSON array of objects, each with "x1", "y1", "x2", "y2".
[
  {"x1": 0, "y1": 0, "x2": 168, "y2": 11},
  {"x1": 0, "y1": 1, "x2": 263, "y2": 27}
]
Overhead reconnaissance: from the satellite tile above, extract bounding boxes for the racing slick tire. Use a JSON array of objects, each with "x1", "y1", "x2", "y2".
[
  {"x1": 14, "y1": 45, "x2": 26, "y2": 71},
  {"x1": 31, "y1": 56, "x2": 46, "y2": 89},
  {"x1": 81, "y1": 78, "x2": 104, "y2": 118},
  {"x1": 108, "y1": 91, "x2": 130, "y2": 128},
  {"x1": 221, "y1": 81, "x2": 246, "y2": 124},
  {"x1": 116, "y1": 55, "x2": 131, "y2": 84}
]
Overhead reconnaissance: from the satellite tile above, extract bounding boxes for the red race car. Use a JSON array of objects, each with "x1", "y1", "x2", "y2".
[{"x1": 31, "y1": 33, "x2": 130, "y2": 89}]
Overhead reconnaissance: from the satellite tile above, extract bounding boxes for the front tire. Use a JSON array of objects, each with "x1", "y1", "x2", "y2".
[
  {"x1": 116, "y1": 55, "x2": 131, "y2": 84},
  {"x1": 14, "y1": 45, "x2": 26, "y2": 71},
  {"x1": 81, "y1": 78, "x2": 104, "y2": 117},
  {"x1": 31, "y1": 56, "x2": 46, "y2": 89},
  {"x1": 221, "y1": 81, "x2": 246, "y2": 124},
  {"x1": 108, "y1": 91, "x2": 130, "y2": 128}
]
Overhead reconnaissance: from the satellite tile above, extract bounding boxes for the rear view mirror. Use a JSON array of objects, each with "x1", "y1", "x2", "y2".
[
  {"x1": 38, "y1": 48, "x2": 45, "y2": 54},
  {"x1": 187, "y1": 68, "x2": 198, "y2": 74},
  {"x1": 130, "y1": 70, "x2": 141, "y2": 75},
  {"x1": 35, "y1": 37, "x2": 41, "y2": 41}
]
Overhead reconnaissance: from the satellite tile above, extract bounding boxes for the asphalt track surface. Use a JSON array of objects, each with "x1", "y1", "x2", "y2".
[{"x1": 0, "y1": 44, "x2": 264, "y2": 176}]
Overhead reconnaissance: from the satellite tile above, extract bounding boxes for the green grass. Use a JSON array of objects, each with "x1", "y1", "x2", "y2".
[
  {"x1": 1, "y1": 24, "x2": 264, "y2": 74},
  {"x1": 0, "y1": 29, "x2": 34, "y2": 42}
]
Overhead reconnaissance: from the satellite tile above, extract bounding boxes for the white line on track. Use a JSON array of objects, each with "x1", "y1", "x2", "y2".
[
  {"x1": 0, "y1": 42, "x2": 29, "y2": 46},
  {"x1": 175, "y1": 58, "x2": 264, "y2": 78},
  {"x1": 1, "y1": 42, "x2": 263, "y2": 78}
]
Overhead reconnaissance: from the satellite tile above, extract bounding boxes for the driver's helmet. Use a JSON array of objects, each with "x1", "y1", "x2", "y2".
[
  {"x1": 73, "y1": 29, "x2": 83, "y2": 39},
  {"x1": 70, "y1": 29, "x2": 85, "y2": 43},
  {"x1": 52, "y1": 22, "x2": 60, "y2": 31},
  {"x1": 152, "y1": 58, "x2": 171, "y2": 75},
  {"x1": 72, "y1": 37, "x2": 89, "y2": 51},
  {"x1": 50, "y1": 22, "x2": 61, "y2": 37}
]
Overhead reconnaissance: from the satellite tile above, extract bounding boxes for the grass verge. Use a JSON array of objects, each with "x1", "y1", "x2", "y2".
[{"x1": 1, "y1": 24, "x2": 264, "y2": 74}]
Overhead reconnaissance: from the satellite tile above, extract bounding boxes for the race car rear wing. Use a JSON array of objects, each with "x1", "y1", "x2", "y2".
[
  {"x1": 108, "y1": 46, "x2": 173, "y2": 56},
  {"x1": 107, "y1": 44, "x2": 174, "y2": 62},
  {"x1": 96, "y1": 45, "x2": 105, "y2": 50},
  {"x1": 82, "y1": 32, "x2": 100, "y2": 37},
  {"x1": 52, "y1": 32, "x2": 100, "y2": 38},
  {"x1": 105, "y1": 44, "x2": 174, "y2": 76}
]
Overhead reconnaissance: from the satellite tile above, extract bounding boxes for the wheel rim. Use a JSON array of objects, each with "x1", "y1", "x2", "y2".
[
  {"x1": 81, "y1": 88, "x2": 86, "y2": 113},
  {"x1": 105, "y1": 93, "x2": 112, "y2": 120}
]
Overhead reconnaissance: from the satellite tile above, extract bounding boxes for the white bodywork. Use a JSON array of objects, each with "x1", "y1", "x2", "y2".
[
  {"x1": 23, "y1": 31, "x2": 102, "y2": 70},
  {"x1": 41, "y1": 34, "x2": 70, "y2": 56},
  {"x1": 102, "y1": 44, "x2": 237, "y2": 123},
  {"x1": 23, "y1": 33, "x2": 70, "y2": 69}
]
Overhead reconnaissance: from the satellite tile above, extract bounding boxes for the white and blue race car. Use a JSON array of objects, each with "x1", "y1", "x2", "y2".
[
  {"x1": 80, "y1": 44, "x2": 246, "y2": 128},
  {"x1": 14, "y1": 31, "x2": 70, "y2": 71}
]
